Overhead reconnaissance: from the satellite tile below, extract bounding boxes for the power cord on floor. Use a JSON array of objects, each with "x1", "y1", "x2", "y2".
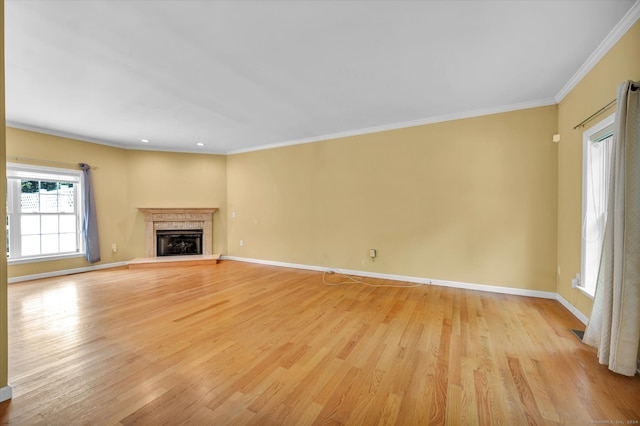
[{"x1": 321, "y1": 270, "x2": 423, "y2": 288}]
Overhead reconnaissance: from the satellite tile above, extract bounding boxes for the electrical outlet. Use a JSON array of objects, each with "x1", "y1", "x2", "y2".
[
  {"x1": 571, "y1": 272, "x2": 581, "y2": 288},
  {"x1": 239, "y1": 239, "x2": 244, "y2": 247},
  {"x1": 111, "y1": 243, "x2": 117, "y2": 253},
  {"x1": 369, "y1": 249, "x2": 376, "y2": 258}
]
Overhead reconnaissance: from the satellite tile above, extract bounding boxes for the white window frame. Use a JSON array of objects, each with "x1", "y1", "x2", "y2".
[
  {"x1": 6, "y1": 163, "x2": 85, "y2": 264},
  {"x1": 580, "y1": 114, "x2": 615, "y2": 298}
]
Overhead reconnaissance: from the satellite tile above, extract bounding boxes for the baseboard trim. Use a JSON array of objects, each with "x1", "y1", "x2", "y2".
[
  {"x1": 8, "y1": 261, "x2": 129, "y2": 284},
  {"x1": 555, "y1": 293, "x2": 589, "y2": 325},
  {"x1": 7, "y1": 256, "x2": 585, "y2": 322},
  {"x1": 221, "y1": 256, "x2": 557, "y2": 300},
  {"x1": 0, "y1": 384, "x2": 12, "y2": 402}
]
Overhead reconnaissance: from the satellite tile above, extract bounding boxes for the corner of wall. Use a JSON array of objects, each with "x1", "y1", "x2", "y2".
[{"x1": 0, "y1": 0, "x2": 9, "y2": 392}]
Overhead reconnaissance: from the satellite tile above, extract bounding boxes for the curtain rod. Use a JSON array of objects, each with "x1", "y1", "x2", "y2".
[
  {"x1": 574, "y1": 83, "x2": 638, "y2": 130},
  {"x1": 9, "y1": 156, "x2": 98, "y2": 169}
]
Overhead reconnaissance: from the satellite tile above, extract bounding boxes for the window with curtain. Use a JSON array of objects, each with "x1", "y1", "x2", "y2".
[
  {"x1": 580, "y1": 117, "x2": 614, "y2": 296},
  {"x1": 6, "y1": 163, "x2": 85, "y2": 263}
]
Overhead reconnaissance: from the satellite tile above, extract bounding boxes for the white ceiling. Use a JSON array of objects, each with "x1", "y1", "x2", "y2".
[{"x1": 5, "y1": 0, "x2": 639, "y2": 154}]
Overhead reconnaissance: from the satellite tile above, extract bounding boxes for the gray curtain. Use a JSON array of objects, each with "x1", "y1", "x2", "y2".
[
  {"x1": 79, "y1": 163, "x2": 101, "y2": 263},
  {"x1": 583, "y1": 81, "x2": 640, "y2": 376}
]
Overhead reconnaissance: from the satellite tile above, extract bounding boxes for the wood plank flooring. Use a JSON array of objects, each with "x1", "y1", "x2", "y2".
[{"x1": 0, "y1": 260, "x2": 638, "y2": 425}]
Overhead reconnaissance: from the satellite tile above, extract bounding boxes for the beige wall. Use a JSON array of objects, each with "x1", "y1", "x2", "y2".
[
  {"x1": 1, "y1": 0, "x2": 8, "y2": 391},
  {"x1": 7, "y1": 128, "x2": 130, "y2": 277},
  {"x1": 6, "y1": 104, "x2": 558, "y2": 295},
  {"x1": 5, "y1": 129, "x2": 228, "y2": 278},
  {"x1": 125, "y1": 149, "x2": 227, "y2": 256},
  {"x1": 557, "y1": 19, "x2": 640, "y2": 318},
  {"x1": 228, "y1": 106, "x2": 558, "y2": 291}
]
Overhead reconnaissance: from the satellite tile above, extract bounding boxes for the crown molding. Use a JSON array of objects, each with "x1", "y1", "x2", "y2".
[
  {"x1": 8, "y1": 98, "x2": 557, "y2": 157},
  {"x1": 9, "y1": 96, "x2": 557, "y2": 157},
  {"x1": 7, "y1": 120, "x2": 130, "y2": 149},
  {"x1": 226, "y1": 97, "x2": 557, "y2": 155},
  {"x1": 6, "y1": 121, "x2": 228, "y2": 155},
  {"x1": 555, "y1": 0, "x2": 640, "y2": 102}
]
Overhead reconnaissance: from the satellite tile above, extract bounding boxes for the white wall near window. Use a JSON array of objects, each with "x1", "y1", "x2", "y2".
[
  {"x1": 580, "y1": 114, "x2": 615, "y2": 297},
  {"x1": 6, "y1": 163, "x2": 85, "y2": 264}
]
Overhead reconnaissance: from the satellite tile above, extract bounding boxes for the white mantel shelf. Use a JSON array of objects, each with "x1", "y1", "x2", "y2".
[
  {"x1": 138, "y1": 208, "x2": 219, "y2": 215},
  {"x1": 138, "y1": 207, "x2": 219, "y2": 258}
]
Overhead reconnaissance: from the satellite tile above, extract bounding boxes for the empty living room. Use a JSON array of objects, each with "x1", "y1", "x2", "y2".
[{"x1": 1, "y1": 1, "x2": 640, "y2": 424}]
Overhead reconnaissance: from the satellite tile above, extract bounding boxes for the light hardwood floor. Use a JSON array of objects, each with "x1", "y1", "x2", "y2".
[{"x1": 1, "y1": 261, "x2": 638, "y2": 425}]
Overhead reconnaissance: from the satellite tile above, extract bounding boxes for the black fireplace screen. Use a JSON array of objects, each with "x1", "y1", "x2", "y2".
[{"x1": 156, "y1": 230, "x2": 203, "y2": 256}]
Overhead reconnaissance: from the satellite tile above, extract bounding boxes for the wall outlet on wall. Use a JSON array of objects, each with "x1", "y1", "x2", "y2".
[
  {"x1": 239, "y1": 239, "x2": 244, "y2": 247},
  {"x1": 111, "y1": 243, "x2": 117, "y2": 253},
  {"x1": 369, "y1": 249, "x2": 376, "y2": 258},
  {"x1": 571, "y1": 272, "x2": 580, "y2": 288}
]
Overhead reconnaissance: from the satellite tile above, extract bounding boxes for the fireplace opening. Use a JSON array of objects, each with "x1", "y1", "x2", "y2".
[{"x1": 156, "y1": 230, "x2": 203, "y2": 256}]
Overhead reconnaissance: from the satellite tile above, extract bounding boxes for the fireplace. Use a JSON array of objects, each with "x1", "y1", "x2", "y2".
[
  {"x1": 138, "y1": 208, "x2": 218, "y2": 258},
  {"x1": 156, "y1": 230, "x2": 203, "y2": 256}
]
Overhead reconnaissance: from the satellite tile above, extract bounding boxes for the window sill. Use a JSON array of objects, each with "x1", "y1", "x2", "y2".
[
  {"x1": 8, "y1": 252, "x2": 86, "y2": 265},
  {"x1": 576, "y1": 285, "x2": 595, "y2": 300}
]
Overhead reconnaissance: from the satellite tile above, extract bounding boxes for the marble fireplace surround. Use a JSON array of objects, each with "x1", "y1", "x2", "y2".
[{"x1": 138, "y1": 208, "x2": 218, "y2": 258}]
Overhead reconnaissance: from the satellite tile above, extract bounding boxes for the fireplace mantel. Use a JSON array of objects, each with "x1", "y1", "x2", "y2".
[
  {"x1": 138, "y1": 208, "x2": 218, "y2": 257},
  {"x1": 138, "y1": 207, "x2": 219, "y2": 217}
]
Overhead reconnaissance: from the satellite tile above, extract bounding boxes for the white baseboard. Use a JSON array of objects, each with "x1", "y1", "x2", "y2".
[
  {"x1": 8, "y1": 261, "x2": 129, "y2": 284},
  {"x1": 221, "y1": 256, "x2": 557, "y2": 300},
  {"x1": 0, "y1": 384, "x2": 12, "y2": 402},
  {"x1": 555, "y1": 293, "x2": 589, "y2": 325},
  {"x1": 8, "y1": 255, "x2": 586, "y2": 322}
]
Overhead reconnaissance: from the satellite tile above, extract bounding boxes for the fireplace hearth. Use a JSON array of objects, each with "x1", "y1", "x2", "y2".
[{"x1": 156, "y1": 230, "x2": 203, "y2": 256}]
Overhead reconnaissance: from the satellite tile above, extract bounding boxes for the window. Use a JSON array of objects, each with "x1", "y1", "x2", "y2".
[
  {"x1": 580, "y1": 114, "x2": 614, "y2": 297},
  {"x1": 6, "y1": 163, "x2": 84, "y2": 263}
]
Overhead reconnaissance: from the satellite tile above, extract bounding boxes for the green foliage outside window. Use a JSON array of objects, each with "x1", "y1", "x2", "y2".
[{"x1": 21, "y1": 180, "x2": 74, "y2": 193}]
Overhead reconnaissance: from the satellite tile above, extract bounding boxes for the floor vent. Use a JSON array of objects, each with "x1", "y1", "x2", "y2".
[{"x1": 570, "y1": 329, "x2": 585, "y2": 341}]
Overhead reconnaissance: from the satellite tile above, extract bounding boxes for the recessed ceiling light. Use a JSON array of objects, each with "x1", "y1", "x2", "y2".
[
  {"x1": 140, "y1": 139, "x2": 150, "y2": 143},
  {"x1": 196, "y1": 142, "x2": 205, "y2": 146}
]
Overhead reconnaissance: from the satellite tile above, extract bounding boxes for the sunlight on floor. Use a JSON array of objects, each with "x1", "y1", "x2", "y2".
[{"x1": 20, "y1": 282, "x2": 79, "y2": 334}]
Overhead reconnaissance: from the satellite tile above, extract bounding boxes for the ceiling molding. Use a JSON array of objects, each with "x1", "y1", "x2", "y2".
[
  {"x1": 226, "y1": 98, "x2": 557, "y2": 155},
  {"x1": 554, "y1": 0, "x2": 640, "y2": 103},
  {"x1": 10, "y1": 98, "x2": 558, "y2": 157},
  {"x1": 6, "y1": 121, "x2": 227, "y2": 155},
  {"x1": 7, "y1": 120, "x2": 130, "y2": 149}
]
